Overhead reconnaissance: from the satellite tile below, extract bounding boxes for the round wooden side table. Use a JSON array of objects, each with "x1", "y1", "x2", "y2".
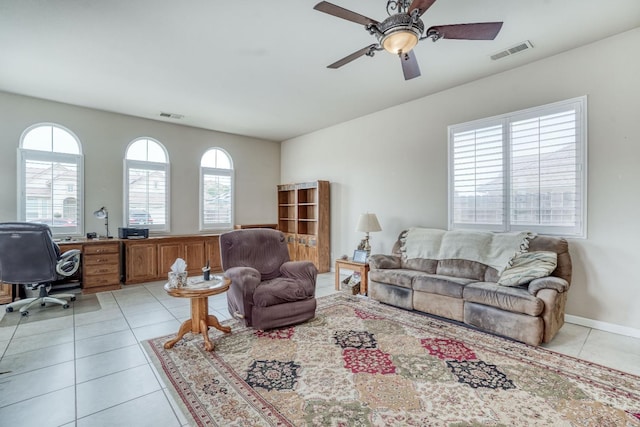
[{"x1": 163, "y1": 276, "x2": 231, "y2": 351}]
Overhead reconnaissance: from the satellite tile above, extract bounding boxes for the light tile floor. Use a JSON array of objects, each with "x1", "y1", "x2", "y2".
[{"x1": 0, "y1": 272, "x2": 638, "y2": 426}]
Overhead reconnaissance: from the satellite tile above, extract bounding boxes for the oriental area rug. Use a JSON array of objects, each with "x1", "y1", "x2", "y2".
[{"x1": 144, "y1": 293, "x2": 640, "y2": 426}]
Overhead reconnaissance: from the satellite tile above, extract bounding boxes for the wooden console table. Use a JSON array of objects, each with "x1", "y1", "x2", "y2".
[
  {"x1": 335, "y1": 258, "x2": 370, "y2": 295},
  {"x1": 121, "y1": 234, "x2": 222, "y2": 285}
]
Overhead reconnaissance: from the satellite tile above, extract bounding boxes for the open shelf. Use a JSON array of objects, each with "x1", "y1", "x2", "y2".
[{"x1": 277, "y1": 180, "x2": 330, "y2": 272}]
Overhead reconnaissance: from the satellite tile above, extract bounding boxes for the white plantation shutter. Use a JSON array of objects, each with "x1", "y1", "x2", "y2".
[
  {"x1": 201, "y1": 169, "x2": 232, "y2": 228},
  {"x1": 18, "y1": 124, "x2": 84, "y2": 237},
  {"x1": 451, "y1": 123, "x2": 505, "y2": 230},
  {"x1": 509, "y1": 103, "x2": 584, "y2": 235},
  {"x1": 124, "y1": 138, "x2": 170, "y2": 232},
  {"x1": 126, "y1": 162, "x2": 168, "y2": 228},
  {"x1": 200, "y1": 148, "x2": 234, "y2": 231},
  {"x1": 449, "y1": 97, "x2": 586, "y2": 237}
]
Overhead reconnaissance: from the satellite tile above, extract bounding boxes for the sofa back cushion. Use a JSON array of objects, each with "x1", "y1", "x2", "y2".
[
  {"x1": 436, "y1": 259, "x2": 488, "y2": 281},
  {"x1": 401, "y1": 258, "x2": 437, "y2": 273}
]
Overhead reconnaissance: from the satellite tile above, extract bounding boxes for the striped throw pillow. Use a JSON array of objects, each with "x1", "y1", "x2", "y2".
[{"x1": 498, "y1": 251, "x2": 558, "y2": 287}]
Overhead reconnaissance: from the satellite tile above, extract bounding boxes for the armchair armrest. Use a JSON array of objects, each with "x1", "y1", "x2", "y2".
[
  {"x1": 368, "y1": 254, "x2": 401, "y2": 270},
  {"x1": 224, "y1": 266, "x2": 261, "y2": 323},
  {"x1": 528, "y1": 276, "x2": 569, "y2": 296},
  {"x1": 224, "y1": 266, "x2": 262, "y2": 296},
  {"x1": 280, "y1": 261, "x2": 318, "y2": 296}
]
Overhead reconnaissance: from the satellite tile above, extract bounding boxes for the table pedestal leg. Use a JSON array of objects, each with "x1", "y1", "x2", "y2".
[
  {"x1": 165, "y1": 296, "x2": 231, "y2": 351},
  {"x1": 164, "y1": 319, "x2": 192, "y2": 349}
]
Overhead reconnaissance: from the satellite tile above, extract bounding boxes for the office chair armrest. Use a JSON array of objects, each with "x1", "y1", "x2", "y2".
[
  {"x1": 61, "y1": 249, "x2": 81, "y2": 259},
  {"x1": 57, "y1": 249, "x2": 81, "y2": 277}
]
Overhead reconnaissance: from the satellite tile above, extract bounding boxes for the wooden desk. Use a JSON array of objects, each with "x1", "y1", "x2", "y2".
[
  {"x1": 335, "y1": 258, "x2": 369, "y2": 295},
  {"x1": 58, "y1": 238, "x2": 122, "y2": 294},
  {"x1": 0, "y1": 284, "x2": 12, "y2": 305},
  {"x1": 163, "y1": 277, "x2": 232, "y2": 351}
]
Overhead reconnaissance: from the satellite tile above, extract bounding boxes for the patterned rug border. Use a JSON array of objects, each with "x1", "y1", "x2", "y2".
[{"x1": 144, "y1": 293, "x2": 640, "y2": 426}]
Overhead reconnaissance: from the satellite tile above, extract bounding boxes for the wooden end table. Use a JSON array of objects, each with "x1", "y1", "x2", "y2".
[
  {"x1": 335, "y1": 258, "x2": 370, "y2": 295},
  {"x1": 163, "y1": 276, "x2": 232, "y2": 351}
]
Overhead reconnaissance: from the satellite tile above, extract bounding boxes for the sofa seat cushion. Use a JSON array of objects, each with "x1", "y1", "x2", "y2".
[
  {"x1": 463, "y1": 282, "x2": 544, "y2": 316},
  {"x1": 413, "y1": 274, "x2": 476, "y2": 298},
  {"x1": 369, "y1": 269, "x2": 425, "y2": 289}
]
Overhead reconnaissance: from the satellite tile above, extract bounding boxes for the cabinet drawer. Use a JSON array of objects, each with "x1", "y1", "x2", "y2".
[
  {"x1": 84, "y1": 244, "x2": 119, "y2": 255},
  {"x1": 84, "y1": 253, "x2": 119, "y2": 266},
  {"x1": 84, "y1": 263, "x2": 119, "y2": 276},
  {"x1": 83, "y1": 273, "x2": 120, "y2": 288}
]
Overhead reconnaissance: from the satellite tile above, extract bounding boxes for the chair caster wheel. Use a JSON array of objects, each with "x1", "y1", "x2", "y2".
[
  {"x1": 6, "y1": 307, "x2": 13, "y2": 313},
  {"x1": 21, "y1": 311, "x2": 29, "y2": 316},
  {"x1": 63, "y1": 304, "x2": 70, "y2": 309},
  {"x1": 70, "y1": 296, "x2": 76, "y2": 302},
  {"x1": 41, "y1": 302, "x2": 46, "y2": 306}
]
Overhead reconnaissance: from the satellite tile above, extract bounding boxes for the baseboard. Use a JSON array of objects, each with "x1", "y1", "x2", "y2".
[{"x1": 565, "y1": 314, "x2": 640, "y2": 339}]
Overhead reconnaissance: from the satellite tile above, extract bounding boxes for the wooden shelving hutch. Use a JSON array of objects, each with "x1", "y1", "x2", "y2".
[{"x1": 277, "y1": 180, "x2": 330, "y2": 273}]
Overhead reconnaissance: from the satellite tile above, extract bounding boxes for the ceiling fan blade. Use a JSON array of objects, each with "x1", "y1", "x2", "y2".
[
  {"x1": 408, "y1": 0, "x2": 437, "y2": 17},
  {"x1": 400, "y1": 51, "x2": 421, "y2": 80},
  {"x1": 427, "y1": 22, "x2": 504, "y2": 40},
  {"x1": 314, "y1": 1, "x2": 379, "y2": 26},
  {"x1": 327, "y1": 44, "x2": 378, "y2": 69}
]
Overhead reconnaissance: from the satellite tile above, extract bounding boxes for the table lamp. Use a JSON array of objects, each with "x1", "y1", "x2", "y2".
[
  {"x1": 356, "y1": 213, "x2": 382, "y2": 255},
  {"x1": 93, "y1": 206, "x2": 110, "y2": 238}
]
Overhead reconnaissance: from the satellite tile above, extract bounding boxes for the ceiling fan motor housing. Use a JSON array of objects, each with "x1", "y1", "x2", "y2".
[{"x1": 377, "y1": 13, "x2": 425, "y2": 54}]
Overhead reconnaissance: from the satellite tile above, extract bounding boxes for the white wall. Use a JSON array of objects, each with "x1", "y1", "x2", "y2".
[
  {"x1": 282, "y1": 28, "x2": 640, "y2": 332},
  {"x1": 0, "y1": 92, "x2": 280, "y2": 234}
]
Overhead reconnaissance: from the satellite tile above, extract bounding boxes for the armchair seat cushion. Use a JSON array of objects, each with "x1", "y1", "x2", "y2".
[{"x1": 253, "y1": 277, "x2": 313, "y2": 307}]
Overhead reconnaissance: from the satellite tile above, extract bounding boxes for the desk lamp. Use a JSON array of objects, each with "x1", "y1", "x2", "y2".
[
  {"x1": 93, "y1": 207, "x2": 110, "y2": 238},
  {"x1": 356, "y1": 213, "x2": 382, "y2": 255}
]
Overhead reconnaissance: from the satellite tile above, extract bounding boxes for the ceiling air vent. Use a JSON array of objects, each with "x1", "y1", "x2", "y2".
[
  {"x1": 491, "y1": 40, "x2": 534, "y2": 61},
  {"x1": 159, "y1": 112, "x2": 184, "y2": 119}
]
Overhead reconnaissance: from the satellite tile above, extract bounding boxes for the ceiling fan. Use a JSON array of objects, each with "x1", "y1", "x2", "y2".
[{"x1": 313, "y1": 0, "x2": 503, "y2": 80}]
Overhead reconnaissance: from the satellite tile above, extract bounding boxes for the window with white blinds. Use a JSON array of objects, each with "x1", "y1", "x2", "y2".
[
  {"x1": 448, "y1": 96, "x2": 587, "y2": 237},
  {"x1": 18, "y1": 124, "x2": 84, "y2": 236},
  {"x1": 124, "y1": 138, "x2": 169, "y2": 232},
  {"x1": 200, "y1": 148, "x2": 234, "y2": 230}
]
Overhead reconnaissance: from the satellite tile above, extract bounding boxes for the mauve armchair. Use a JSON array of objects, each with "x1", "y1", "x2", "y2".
[{"x1": 220, "y1": 228, "x2": 317, "y2": 330}]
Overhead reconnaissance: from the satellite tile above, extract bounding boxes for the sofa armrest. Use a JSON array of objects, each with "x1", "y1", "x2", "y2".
[
  {"x1": 368, "y1": 254, "x2": 401, "y2": 270},
  {"x1": 528, "y1": 276, "x2": 569, "y2": 296}
]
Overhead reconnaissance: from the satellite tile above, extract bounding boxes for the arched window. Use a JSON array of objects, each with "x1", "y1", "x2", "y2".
[
  {"x1": 200, "y1": 148, "x2": 234, "y2": 230},
  {"x1": 18, "y1": 123, "x2": 84, "y2": 236},
  {"x1": 124, "y1": 138, "x2": 169, "y2": 231}
]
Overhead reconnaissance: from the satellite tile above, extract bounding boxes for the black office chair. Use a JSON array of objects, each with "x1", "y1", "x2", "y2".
[{"x1": 0, "y1": 222, "x2": 81, "y2": 316}]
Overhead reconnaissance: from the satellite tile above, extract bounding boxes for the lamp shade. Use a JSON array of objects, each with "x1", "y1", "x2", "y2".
[
  {"x1": 356, "y1": 213, "x2": 382, "y2": 233},
  {"x1": 93, "y1": 207, "x2": 108, "y2": 219}
]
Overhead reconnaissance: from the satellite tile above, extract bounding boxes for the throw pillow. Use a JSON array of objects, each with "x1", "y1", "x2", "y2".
[{"x1": 498, "y1": 251, "x2": 558, "y2": 287}]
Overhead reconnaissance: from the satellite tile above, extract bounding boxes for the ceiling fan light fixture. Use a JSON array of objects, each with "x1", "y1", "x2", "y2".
[
  {"x1": 382, "y1": 29, "x2": 419, "y2": 54},
  {"x1": 377, "y1": 13, "x2": 424, "y2": 54}
]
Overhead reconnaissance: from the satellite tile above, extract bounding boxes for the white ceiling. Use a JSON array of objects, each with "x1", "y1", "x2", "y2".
[{"x1": 1, "y1": 0, "x2": 639, "y2": 141}]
